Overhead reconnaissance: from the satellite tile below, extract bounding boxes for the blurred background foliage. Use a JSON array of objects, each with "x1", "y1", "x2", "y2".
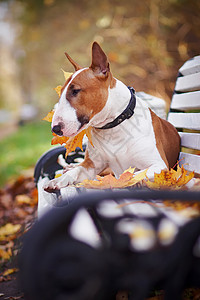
[{"x1": 0, "y1": 0, "x2": 200, "y2": 185}]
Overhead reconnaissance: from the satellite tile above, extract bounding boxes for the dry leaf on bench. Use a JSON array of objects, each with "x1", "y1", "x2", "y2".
[
  {"x1": 78, "y1": 168, "x2": 147, "y2": 189},
  {"x1": 145, "y1": 165, "x2": 194, "y2": 189}
]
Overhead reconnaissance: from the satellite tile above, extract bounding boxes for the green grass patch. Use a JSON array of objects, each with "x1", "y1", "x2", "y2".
[{"x1": 0, "y1": 121, "x2": 53, "y2": 187}]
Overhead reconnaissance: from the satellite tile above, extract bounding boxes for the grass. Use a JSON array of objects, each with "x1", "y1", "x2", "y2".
[{"x1": 0, "y1": 121, "x2": 53, "y2": 187}]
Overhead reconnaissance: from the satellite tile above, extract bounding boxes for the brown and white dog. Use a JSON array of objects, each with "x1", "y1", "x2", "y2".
[{"x1": 44, "y1": 42, "x2": 180, "y2": 191}]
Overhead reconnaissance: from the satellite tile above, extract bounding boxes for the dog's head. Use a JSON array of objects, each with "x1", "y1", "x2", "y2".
[{"x1": 51, "y1": 42, "x2": 116, "y2": 137}]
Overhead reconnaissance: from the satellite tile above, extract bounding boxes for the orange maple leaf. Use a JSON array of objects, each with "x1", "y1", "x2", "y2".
[
  {"x1": 145, "y1": 165, "x2": 194, "y2": 189},
  {"x1": 51, "y1": 133, "x2": 69, "y2": 146},
  {"x1": 77, "y1": 168, "x2": 147, "y2": 189},
  {"x1": 51, "y1": 127, "x2": 93, "y2": 157}
]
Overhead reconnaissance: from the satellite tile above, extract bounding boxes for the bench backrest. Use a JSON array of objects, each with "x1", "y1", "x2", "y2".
[{"x1": 167, "y1": 56, "x2": 200, "y2": 176}]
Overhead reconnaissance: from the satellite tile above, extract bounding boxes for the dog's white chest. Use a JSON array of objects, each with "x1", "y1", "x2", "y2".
[{"x1": 90, "y1": 98, "x2": 164, "y2": 177}]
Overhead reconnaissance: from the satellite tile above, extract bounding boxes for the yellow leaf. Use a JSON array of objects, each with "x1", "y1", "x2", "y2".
[
  {"x1": 129, "y1": 169, "x2": 148, "y2": 185},
  {"x1": 54, "y1": 85, "x2": 62, "y2": 97},
  {"x1": 0, "y1": 248, "x2": 11, "y2": 261},
  {"x1": 42, "y1": 110, "x2": 54, "y2": 122},
  {"x1": 145, "y1": 165, "x2": 194, "y2": 189},
  {"x1": 0, "y1": 223, "x2": 21, "y2": 241},
  {"x1": 15, "y1": 194, "x2": 35, "y2": 206},
  {"x1": 176, "y1": 166, "x2": 194, "y2": 186},
  {"x1": 2, "y1": 268, "x2": 18, "y2": 276},
  {"x1": 62, "y1": 69, "x2": 73, "y2": 81},
  {"x1": 54, "y1": 173, "x2": 62, "y2": 178},
  {"x1": 0, "y1": 224, "x2": 21, "y2": 237}
]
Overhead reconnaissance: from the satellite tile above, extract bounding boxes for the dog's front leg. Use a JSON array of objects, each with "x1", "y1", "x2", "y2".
[
  {"x1": 44, "y1": 147, "x2": 107, "y2": 192},
  {"x1": 43, "y1": 165, "x2": 96, "y2": 192}
]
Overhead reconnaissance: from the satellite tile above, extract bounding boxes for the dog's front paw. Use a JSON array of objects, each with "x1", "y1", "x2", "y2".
[
  {"x1": 43, "y1": 178, "x2": 61, "y2": 193},
  {"x1": 43, "y1": 171, "x2": 76, "y2": 193}
]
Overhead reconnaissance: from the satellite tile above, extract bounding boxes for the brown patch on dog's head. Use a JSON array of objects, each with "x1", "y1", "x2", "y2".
[{"x1": 62, "y1": 42, "x2": 116, "y2": 126}]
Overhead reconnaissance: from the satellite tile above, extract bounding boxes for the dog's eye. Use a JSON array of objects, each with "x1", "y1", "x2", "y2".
[{"x1": 72, "y1": 89, "x2": 81, "y2": 97}]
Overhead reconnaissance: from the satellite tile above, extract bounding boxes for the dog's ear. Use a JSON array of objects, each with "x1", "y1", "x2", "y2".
[
  {"x1": 65, "y1": 52, "x2": 81, "y2": 71},
  {"x1": 90, "y1": 42, "x2": 110, "y2": 76}
]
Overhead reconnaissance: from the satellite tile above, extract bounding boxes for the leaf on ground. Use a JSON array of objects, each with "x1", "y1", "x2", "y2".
[
  {"x1": 15, "y1": 194, "x2": 36, "y2": 206},
  {"x1": 0, "y1": 224, "x2": 21, "y2": 242},
  {"x1": 78, "y1": 168, "x2": 147, "y2": 189},
  {"x1": 0, "y1": 248, "x2": 12, "y2": 261},
  {"x1": 145, "y1": 165, "x2": 194, "y2": 189},
  {"x1": 2, "y1": 268, "x2": 18, "y2": 277}
]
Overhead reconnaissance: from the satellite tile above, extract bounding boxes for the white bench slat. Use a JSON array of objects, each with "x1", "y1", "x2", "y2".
[
  {"x1": 171, "y1": 91, "x2": 200, "y2": 110},
  {"x1": 179, "y1": 152, "x2": 200, "y2": 174},
  {"x1": 175, "y1": 72, "x2": 200, "y2": 92},
  {"x1": 179, "y1": 56, "x2": 200, "y2": 76},
  {"x1": 168, "y1": 112, "x2": 200, "y2": 130},
  {"x1": 179, "y1": 132, "x2": 200, "y2": 150}
]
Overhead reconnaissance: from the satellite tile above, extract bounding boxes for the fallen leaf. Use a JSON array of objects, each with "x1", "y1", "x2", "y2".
[
  {"x1": 15, "y1": 194, "x2": 34, "y2": 206},
  {"x1": 145, "y1": 165, "x2": 194, "y2": 189},
  {"x1": 78, "y1": 168, "x2": 147, "y2": 189},
  {"x1": 2, "y1": 268, "x2": 18, "y2": 277},
  {"x1": 0, "y1": 223, "x2": 21, "y2": 241},
  {"x1": 0, "y1": 248, "x2": 12, "y2": 261}
]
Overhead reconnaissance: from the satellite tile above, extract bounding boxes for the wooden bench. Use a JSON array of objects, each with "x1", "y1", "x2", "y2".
[
  {"x1": 21, "y1": 56, "x2": 200, "y2": 300},
  {"x1": 168, "y1": 55, "x2": 200, "y2": 175}
]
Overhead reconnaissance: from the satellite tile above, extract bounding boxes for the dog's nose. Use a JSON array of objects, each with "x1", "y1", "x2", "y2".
[{"x1": 52, "y1": 125, "x2": 63, "y2": 136}]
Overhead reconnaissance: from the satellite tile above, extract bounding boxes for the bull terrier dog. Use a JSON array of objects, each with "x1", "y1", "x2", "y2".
[{"x1": 44, "y1": 42, "x2": 180, "y2": 191}]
